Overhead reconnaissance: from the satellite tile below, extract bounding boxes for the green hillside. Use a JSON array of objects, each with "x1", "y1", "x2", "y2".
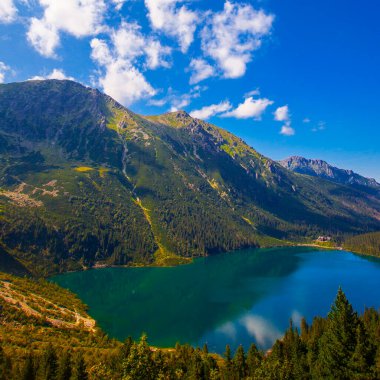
[{"x1": 0, "y1": 80, "x2": 380, "y2": 275}]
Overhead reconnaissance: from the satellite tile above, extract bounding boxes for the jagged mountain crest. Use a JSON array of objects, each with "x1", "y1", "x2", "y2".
[{"x1": 279, "y1": 156, "x2": 380, "y2": 190}]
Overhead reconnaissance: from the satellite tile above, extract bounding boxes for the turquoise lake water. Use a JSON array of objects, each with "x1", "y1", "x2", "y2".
[{"x1": 52, "y1": 247, "x2": 380, "y2": 353}]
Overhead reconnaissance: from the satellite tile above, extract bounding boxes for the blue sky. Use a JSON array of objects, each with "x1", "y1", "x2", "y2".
[{"x1": 0, "y1": 0, "x2": 379, "y2": 180}]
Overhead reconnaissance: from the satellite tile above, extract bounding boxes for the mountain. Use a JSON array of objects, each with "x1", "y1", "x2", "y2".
[
  {"x1": 0, "y1": 80, "x2": 380, "y2": 275},
  {"x1": 279, "y1": 156, "x2": 380, "y2": 191}
]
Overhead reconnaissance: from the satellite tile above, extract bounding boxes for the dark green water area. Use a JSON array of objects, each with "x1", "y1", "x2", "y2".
[{"x1": 52, "y1": 247, "x2": 380, "y2": 353}]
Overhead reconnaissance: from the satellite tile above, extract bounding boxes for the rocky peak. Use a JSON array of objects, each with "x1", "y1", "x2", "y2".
[{"x1": 279, "y1": 156, "x2": 380, "y2": 190}]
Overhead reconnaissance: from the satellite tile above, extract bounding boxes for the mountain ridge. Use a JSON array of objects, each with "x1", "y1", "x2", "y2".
[
  {"x1": 279, "y1": 155, "x2": 380, "y2": 190},
  {"x1": 0, "y1": 80, "x2": 379, "y2": 276}
]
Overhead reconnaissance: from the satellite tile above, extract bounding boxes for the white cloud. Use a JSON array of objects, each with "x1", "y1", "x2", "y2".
[
  {"x1": 274, "y1": 105, "x2": 295, "y2": 136},
  {"x1": 89, "y1": 20, "x2": 172, "y2": 106},
  {"x1": 90, "y1": 37, "x2": 112, "y2": 66},
  {"x1": 148, "y1": 98, "x2": 167, "y2": 107},
  {"x1": 112, "y1": 21, "x2": 171, "y2": 69},
  {"x1": 280, "y1": 123, "x2": 295, "y2": 136},
  {"x1": 171, "y1": 86, "x2": 205, "y2": 111},
  {"x1": 245, "y1": 88, "x2": 260, "y2": 98},
  {"x1": 222, "y1": 96, "x2": 273, "y2": 120},
  {"x1": 190, "y1": 101, "x2": 232, "y2": 120},
  {"x1": 312, "y1": 121, "x2": 326, "y2": 132},
  {"x1": 145, "y1": 40, "x2": 171, "y2": 69},
  {"x1": 201, "y1": 1, "x2": 274, "y2": 78},
  {"x1": 112, "y1": 0, "x2": 126, "y2": 11},
  {"x1": 150, "y1": 85, "x2": 206, "y2": 111},
  {"x1": 274, "y1": 105, "x2": 290, "y2": 122},
  {"x1": 144, "y1": 0, "x2": 199, "y2": 52},
  {"x1": 303, "y1": 118, "x2": 311, "y2": 123},
  {"x1": 0, "y1": 0, "x2": 17, "y2": 23},
  {"x1": 27, "y1": 18, "x2": 60, "y2": 58},
  {"x1": 27, "y1": 0, "x2": 106, "y2": 57},
  {"x1": 29, "y1": 68, "x2": 75, "y2": 81},
  {"x1": 189, "y1": 58, "x2": 215, "y2": 85},
  {"x1": 0, "y1": 62, "x2": 11, "y2": 83},
  {"x1": 90, "y1": 38, "x2": 156, "y2": 106},
  {"x1": 98, "y1": 61, "x2": 156, "y2": 106}
]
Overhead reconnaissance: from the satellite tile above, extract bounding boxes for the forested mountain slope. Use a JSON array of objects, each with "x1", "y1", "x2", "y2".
[
  {"x1": 344, "y1": 231, "x2": 380, "y2": 257},
  {"x1": 0, "y1": 80, "x2": 379, "y2": 275}
]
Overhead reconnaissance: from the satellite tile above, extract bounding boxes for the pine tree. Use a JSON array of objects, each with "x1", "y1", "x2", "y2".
[
  {"x1": 300, "y1": 317, "x2": 309, "y2": 341},
  {"x1": 72, "y1": 352, "x2": 87, "y2": 380},
  {"x1": 42, "y1": 344, "x2": 58, "y2": 380},
  {"x1": 0, "y1": 346, "x2": 9, "y2": 380},
  {"x1": 21, "y1": 355, "x2": 35, "y2": 380},
  {"x1": 233, "y1": 345, "x2": 246, "y2": 379},
  {"x1": 122, "y1": 334, "x2": 155, "y2": 380},
  {"x1": 57, "y1": 351, "x2": 71, "y2": 380},
  {"x1": 246, "y1": 343, "x2": 262, "y2": 378},
  {"x1": 317, "y1": 287, "x2": 359, "y2": 378},
  {"x1": 223, "y1": 345, "x2": 234, "y2": 379},
  {"x1": 349, "y1": 322, "x2": 374, "y2": 379}
]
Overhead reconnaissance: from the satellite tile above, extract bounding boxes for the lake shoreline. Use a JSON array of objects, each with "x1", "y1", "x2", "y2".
[{"x1": 54, "y1": 242, "x2": 342, "y2": 277}]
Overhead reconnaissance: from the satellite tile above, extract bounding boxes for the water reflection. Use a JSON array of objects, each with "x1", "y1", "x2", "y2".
[{"x1": 52, "y1": 248, "x2": 380, "y2": 354}]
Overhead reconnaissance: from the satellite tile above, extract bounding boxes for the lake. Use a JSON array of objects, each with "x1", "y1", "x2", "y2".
[{"x1": 52, "y1": 247, "x2": 380, "y2": 354}]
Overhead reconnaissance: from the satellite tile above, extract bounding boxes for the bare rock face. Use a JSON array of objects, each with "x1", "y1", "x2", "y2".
[{"x1": 279, "y1": 156, "x2": 380, "y2": 190}]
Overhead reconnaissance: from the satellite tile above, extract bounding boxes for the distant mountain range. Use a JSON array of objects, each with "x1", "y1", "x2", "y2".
[
  {"x1": 0, "y1": 80, "x2": 379, "y2": 276},
  {"x1": 279, "y1": 156, "x2": 380, "y2": 190}
]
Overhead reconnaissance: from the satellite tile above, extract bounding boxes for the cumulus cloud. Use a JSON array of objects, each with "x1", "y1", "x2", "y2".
[
  {"x1": 29, "y1": 68, "x2": 75, "y2": 81},
  {"x1": 27, "y1": 18, "x2": 60, "y2": 58},
  {"x1": 98, "y1": 61, "x2": 156, "y2": 106},
  {"x1": 27, "y1": 0, "x2": 106, "y2": 57},
  {"x1": 274, "y1": 105, "x2": 295, "y2": 136},
  {"x1": 190, "y1": 101, "x2": 232, "y2": 120},
  {"x1": 112, "y1": 21, "x2": 171, "y2": 69},
  {"x1": 189, "y1": 58, "x2": 215, "y2": 85},
  {"x1": 144, "y1": 0, "x2": 199, "y2": 52},
  {"x1": 222, "y1": 96, "x2": 273, "y2": 120},
  {"x1": 274, "y1": 105, "x2": 290, "y2": 122},
  {"x1": 0, "y1": 0, "x2": 17, "y2": 23},
  {"x1": 0, "y1": 62, "x2": 11, "y2": 83},
  {"x1": 201, "y1": 1, "x2": 274, "y2": 79},
  {"x1": 90, "y1": 37, "x2": 156, "y2": 106},
  {"x1": 280, "y1": 123, "x2": 295, "y2": 136},
  {"x1": 89, "y1": 20, "x2": 172, "y2": 105}
]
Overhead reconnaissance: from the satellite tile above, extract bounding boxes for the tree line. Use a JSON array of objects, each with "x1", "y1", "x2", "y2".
[{"x1": 344, "y1": 231, "x2": 380, "y2": 257}]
